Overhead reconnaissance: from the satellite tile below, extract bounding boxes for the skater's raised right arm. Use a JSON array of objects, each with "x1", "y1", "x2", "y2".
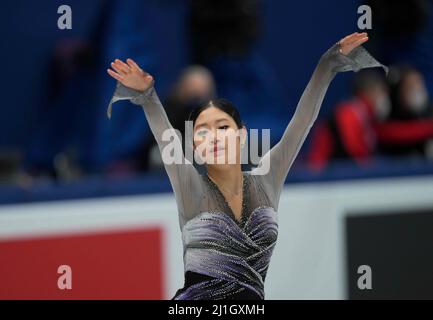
[{"x1": 106, "y1": 59, "x2": 202, "y2": 221}]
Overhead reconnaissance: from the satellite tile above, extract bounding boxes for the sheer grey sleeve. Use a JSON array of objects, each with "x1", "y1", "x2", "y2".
[
  {"x1": 107, "y1": 81, "x2": 203, "y2": 221},
  {"x1": 252, "y1": 42, "x2": 388, "y2": 209}
]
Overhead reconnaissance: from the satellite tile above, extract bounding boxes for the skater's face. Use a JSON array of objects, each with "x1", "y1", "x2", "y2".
[{"x1": 193, "y1": 106, "x2": 246, "y2": 167}]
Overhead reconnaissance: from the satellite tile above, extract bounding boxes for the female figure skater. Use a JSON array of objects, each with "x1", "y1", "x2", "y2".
[{"x1": 106, "y1": 32, "x2": 387, "y2": 300}]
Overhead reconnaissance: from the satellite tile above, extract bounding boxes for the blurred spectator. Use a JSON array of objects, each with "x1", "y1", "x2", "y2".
[
  {"x1": 165, "y1": 65, "x2": 217, "y2": 137},
  {"x1": 22, "y1": 37, "x2": 96, "y2": 182},
  {"x1": 188, "y1": 0, "x2": 287, "y2": 147},
  {"x1": 21, "y1": 0, "x2": 175, "y2": 181},
  {"x1": 135, "y1": 65, "x2": 217, "y2": 171},
  {"x1": 388, "y1": 65, "x2": 432, "y2": 119},
  {"x1": 308, "y1": 67, "x2": 433, "y2": 170},
  {"x1": 84, "y1": 0, "x2": 161, "y2": 177},
  {"x1": 307, "y1": 70, "x2": 390, "y2": 169},
  {"x1": 377, "y1": 65, "x2": 433, "y2": 158},
  {"x1": 366, "y1": 0, "x2": 433, "y2": 98}
]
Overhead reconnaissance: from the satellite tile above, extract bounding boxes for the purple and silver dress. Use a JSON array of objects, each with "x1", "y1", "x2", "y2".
[{"x1": 107, "y1": 42, "x2": 387, "y2": 300}]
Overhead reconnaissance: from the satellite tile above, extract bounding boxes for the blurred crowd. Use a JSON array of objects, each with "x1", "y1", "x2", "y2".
[
  {"x1": 0, "y1": 0, "x2": 432, "y2": 187},
  {"x1": 307, "y1": 66, "x2": 433, "y2": 170}
]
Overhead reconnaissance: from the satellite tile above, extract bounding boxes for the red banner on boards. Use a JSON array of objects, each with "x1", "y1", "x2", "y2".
[{"x1": 0, "y1": 227, "x2": 164, "y2": 300}]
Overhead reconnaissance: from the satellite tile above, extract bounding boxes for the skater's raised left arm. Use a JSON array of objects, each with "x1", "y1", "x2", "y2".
[{"x1": 254, "y1": 32, "x2": 388, "y2": 205}]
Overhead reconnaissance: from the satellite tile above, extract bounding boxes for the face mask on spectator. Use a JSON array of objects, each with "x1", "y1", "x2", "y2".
[
  {"x1": 407, "y1": 88, "x2": 428, "y2": 114},
  {"x1": 374, "y1": 94, "x2": 391, "y2": 121}
]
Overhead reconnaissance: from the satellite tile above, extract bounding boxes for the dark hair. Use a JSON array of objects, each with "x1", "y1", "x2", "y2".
[
  {"x1": 388, "y1": 65, "x2": 422, "y2": 119},
  {"x1": 352, "y1": 69, "x2": 387, "y2": 95},
  {"x1": 187, "y1": 98, "x2": 244, "y2": 129}
]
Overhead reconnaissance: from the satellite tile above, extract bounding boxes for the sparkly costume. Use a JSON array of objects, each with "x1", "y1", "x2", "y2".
[{"x1": 107, "y1": 42, "x2": 387, "y2": 300}]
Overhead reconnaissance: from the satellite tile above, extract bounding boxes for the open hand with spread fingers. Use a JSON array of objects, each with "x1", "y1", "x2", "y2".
[{"x1": 107, "y1": 58, "x2": 154, "y2": 92}]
